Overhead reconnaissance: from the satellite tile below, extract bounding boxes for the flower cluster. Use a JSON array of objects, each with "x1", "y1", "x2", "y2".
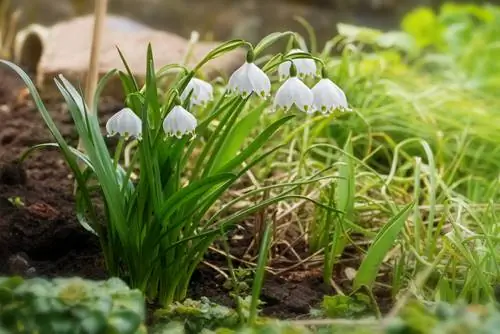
[{"x1": 106, "y1": 48, "x2": 349, "y2": 139}]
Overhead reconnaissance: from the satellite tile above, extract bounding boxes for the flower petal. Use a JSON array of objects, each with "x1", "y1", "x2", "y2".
[
  {"x1": 228, "y1": 62, "x2": 253, "y2": 96},
  {"x1": 228, "y1": 62, "x2": 270, "y2": 98},
  {"x1": 312, "y1": 79, "x2": 349, "y2": 113},
  {"x1": 181, "y1": 78, "x2": 214, "y2": 106},
  {"x1": 278, "y1": 49, "x2": 317, "y2": 80},
  {"x1": 273, "y1": 79, "x2": 295, "y2": 111},
  {"x1": 247, "y1": 63, "x2": 271, "y2": 98},
  {"x1": 288, "y1": 77, "x2": 314, "y2": 113},
  {"x1": 163, "y1": 105, "x2": 197, "y2": 138},
  {"x1": 106, "y1": 107, "x2": 142, "y2": 138}
]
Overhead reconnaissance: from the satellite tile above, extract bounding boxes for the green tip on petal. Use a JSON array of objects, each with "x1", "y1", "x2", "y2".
[
  {"x1": 289, "y1": 61, "x2": 298, "y2": 77},
  {"x1": 321, "y1": 66, "x2": 328, "y2": 79},
  {"x1": 246, "y1": 49, "x2": 255, "y2": 63}
]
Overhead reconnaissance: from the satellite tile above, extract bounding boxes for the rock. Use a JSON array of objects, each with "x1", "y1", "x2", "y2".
[{"x1": 13, "y1": 15, "x2": 245, "y2": 99}]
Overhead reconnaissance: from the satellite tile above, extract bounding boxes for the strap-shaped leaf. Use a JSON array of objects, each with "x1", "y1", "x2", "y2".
[
  {"x1": 210, "y1": 102, "x2": 266, "y2": 172},
  {"x1": 214, "y1": 115, "x2": 295, "y2": 174},
  {"x1": 353, "y1": 202, "x2": 415, "y2": 290},
  {"x1": 155, "y1": 173, "x2": 235, "y2": 223}
]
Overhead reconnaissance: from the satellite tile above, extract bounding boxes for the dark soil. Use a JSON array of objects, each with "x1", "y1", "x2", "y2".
[{"x1": 0, "y1": 65, "x2": 340, "y2": 320}]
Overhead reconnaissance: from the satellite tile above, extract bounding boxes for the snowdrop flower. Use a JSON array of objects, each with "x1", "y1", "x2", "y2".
[
  {"x1": 180, "y1": 78, "x2": 214, "y2": 107},
  {"x1": 273, "y1": 62, "x2": 314, "y2": 113},
  {"x1": 311, "y1": 71, "x2": 350, "y2": 113},
  {"x1": 106, "y1": 107, "x2": 142, "y2": 138},
  {"x1": 163, "y1": 105, "x2": 197, "y2": 138},
  {"x1": 228, "y1": 51, "x2": 271, "y2": 98},
  {"x1": 278, "y1": 49, "x2": 317, "y2": 80}
]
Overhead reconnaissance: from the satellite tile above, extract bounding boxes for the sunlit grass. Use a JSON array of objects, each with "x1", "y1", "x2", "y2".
[{"x1": 221, "y1": 5, "x2": 500, "y2": 313}]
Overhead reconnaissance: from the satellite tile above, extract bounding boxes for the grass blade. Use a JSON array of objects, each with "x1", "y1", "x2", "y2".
[{"x1": 353, "y1": 202, "x2": 415, "y2": 290}]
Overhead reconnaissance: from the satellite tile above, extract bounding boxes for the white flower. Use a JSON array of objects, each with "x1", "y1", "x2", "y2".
[
  {"x1": 278, "y1": 49, "x2": 317, "y2": 80},
  {"x1": 180, "y1": 78, "x2": 214, "y2": 107},
  {"x1": 106, "y1": 107, "x2": 142, "y2": 138},
  {"x1": 163, "y1": 105, "x2": 197, "y2": 138},
  {"x1": 311, "y1": 79, "x2": 350, "y2": 113},
  {"x1": 273, "y1": 77, "x2": 314, "y2": 113},
  {"x1": 228, "y1": 62, "x2": 271, "y2": 98}
]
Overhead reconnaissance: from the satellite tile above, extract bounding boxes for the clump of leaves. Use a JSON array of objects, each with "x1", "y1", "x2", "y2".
[
  {"x1": 215, "y1": 320, "x2": 312, "y2": 334},
  {"x1": 152, "y1": 320, "x2": 312, "y2": 334},
  {"x1": 223, "y1": 268, "x2": 253, "y2": 294},
  {"x1": 314, "y1": 294, "x2": 373, "y2": 319},
  {"x1": 0, "y1": 276, "x2": 146, "y2": 334},
  {"x1": 153, "y1": 297, "x2": 239, "y2": 334},
  {"x1": 387, "y1": 300, "x2": 500, "y2": 334}
]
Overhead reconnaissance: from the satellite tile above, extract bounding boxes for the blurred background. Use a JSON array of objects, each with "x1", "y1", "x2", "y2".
[{"x1": 10, "y1": 0, "x2": 494, "y2": 44}]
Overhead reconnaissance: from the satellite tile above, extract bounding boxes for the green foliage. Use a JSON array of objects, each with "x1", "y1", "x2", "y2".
[
  {"x1": 318, "y1": 294, "x2": 372, "y2": 319},
  {"x1": 248, "y1": 222, "x2": 274, "y2": 324},
  {"x1": 388, "y1": 300, "x2": 500, "y2": 334},
  {"x1": 216, "y1": 321, "x2": 312, "y2": 334},
  {"x1": 0, "y1": 276, "x2": 146, "y2": 334},
  {"x1": 401, "y1": 7, "x2": 444, "y2": 50},
  {"x1": 294, "y1": 2, "x2": 500, "y2": 305},
  {"x1": 401, "y1": 3, "x2": 500, "y2": 92},
  {"x1": 353, "y1": 202, "x2": 414, "y2": 291},
  {"x1": 153, "y1": 297, "x2": 239, "y2": 334},
  {"x1": 222, "y1": 269, "x2": 252, "y2": 294},
  {"x1": 337, "y1": 23, "x2": 418, "y2": 55},
  {"x1": 1, "y1": 32, "x2": 338, "y2": 307},
  {"x1": 310, "y1": 137, "x2": 356, "y2": 284},
  {"x1": 152, "y1": 319, "x2": 313, "y2": 334}
]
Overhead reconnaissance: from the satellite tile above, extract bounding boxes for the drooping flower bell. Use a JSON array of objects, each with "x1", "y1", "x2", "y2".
[
  {"x1": 106, "y1": 107, "x2": 142, "y2": 138},
  {"x1": 278, "y1": 49, "x2": 317, "y2": 80},
  {"x1": 273, "y1": 61, "x2": 314, "y2": 113},
  {"x1": 163, "y1": 105, "x2": 197, "y2": 138},
  {"x1": 311, "y1": 68, "x2": 350, "y2": 113},
  {"x1": 180, "y1": 77, "x2": 214, "y2": 107},
  {"x1": 228, "y1": 50, "x2": 271, "y2": 98}
]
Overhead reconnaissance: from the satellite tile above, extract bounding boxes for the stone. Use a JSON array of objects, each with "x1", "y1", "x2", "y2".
[{"x1": 13, "y1": 15, "x2": 245, "y2": 98}]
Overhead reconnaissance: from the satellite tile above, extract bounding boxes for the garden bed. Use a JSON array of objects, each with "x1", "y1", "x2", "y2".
[{"x1": 0, "y1": 66, "x2": 380, "y2": 320}]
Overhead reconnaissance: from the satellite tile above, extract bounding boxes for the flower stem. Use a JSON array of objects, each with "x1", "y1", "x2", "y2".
[
  {"x1": 298, "y1": 114, "x2": 311, "y2": 190},
  {"x1": 114, "y1": 137, "x2": 125, "y2": 171}
]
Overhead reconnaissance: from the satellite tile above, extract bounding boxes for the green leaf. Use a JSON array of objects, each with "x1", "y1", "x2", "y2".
[
  {"x1": 336, "y1": 138, "x2": 355, "y2": 219},
  {"x1": 53, "y1": 75, "x2": 127, "y2": 245},
  {"x1": 0, "y1": 287, "x2": 13, "y2": 304},
  {"x1": 107, "y1": 310, "x2": 142, "y2": 334},
  {"x1": 401, "y1": 7, "x2": 444, "y2": 49},
  {"x1": 336, "y1": 23, "x2": 382, "y2": 44},
  {"x1": 376, "y1": 31, "x2": 418, "y2": 55},
  {"x1": 321, "y1": 294, "x2": 371, "y2": 318},
  {"x1": 254, "y1": 31, "x2": 295, "y2": 56},
  {"x1": 215, "y1": 115, "x2": 294, "y2": 174},
  {"x1": 353, "y1": 202, "x2": 414, "y2": 290},
  {"x1": 93, "y1": 69, "x2": 118, "y2": 114},
  {"x1": 156, "y1": 173, "x2": 235, "y2": 223},
  {"x1": 80, "y1": 311, "x2": 107, "y2": 333},
  {"x1": 201, "y1": 96, "x2": 248, "y2": 177},
  {"x1": 194, "y1": 40, "x2": 248, "y2": 72},
  {"x1": 116, "y1": 46, "x2": 139, "y2": 91},
  {"x1": 249, "y1": 222, "x2": 273, "y2": 324},
  {"x1": 211, "y1": 102, "x2": 265, "y2": 172}
]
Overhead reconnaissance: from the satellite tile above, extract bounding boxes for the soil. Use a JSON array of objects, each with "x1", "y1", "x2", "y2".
[{"x1": 0, "y1": 65, "x2": 391, "y2": 321}]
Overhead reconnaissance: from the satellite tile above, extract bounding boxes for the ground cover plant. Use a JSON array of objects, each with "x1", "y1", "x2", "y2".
[{"x1": 1, "y1": 2, "x2": 500, "y2": 333}]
